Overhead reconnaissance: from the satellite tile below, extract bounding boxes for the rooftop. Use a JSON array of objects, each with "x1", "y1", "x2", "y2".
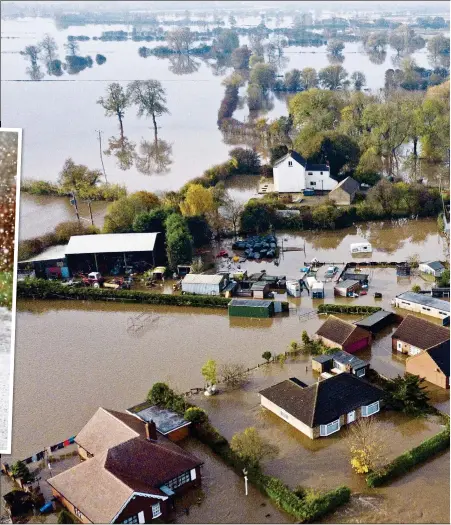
[
  {"x1": 312, "y1": 350, "x2": 368, "y2": 370},
  {"x1": 392, "y1": 315, "x2": 450, "y2": 350},
  {"x1": 182, "y1": 273, "x2": 224, "y2": 284},
  {"x1": 316, "y1": 315, "x2": 370, "y2": 346},
  {"x1": 427, "y1": 341, "x2": 450, "y2": 377},
  {"x1": 335, "y1": 279, "x2": 360, "y2": 289},
  {"x1": 396, "y1": 292, "x2": 450, "y2": 313},
  {"x1": 330, "y1": 176, "x2": 360, "y2": 195},
  {"x1": 355, "y1": 309, "x2": 395, "y2": 328},
  {"x1": 273, "y1": 150, "x2": 307, "y2": 168},
  {"x1": 421, "y1": 261, "x2": 445, "y2": 271},
  {"x1": 19, "y1": 244, "x2": 68, "y2": 264},
  {"x1": 260, "y1": 374, "x2": 382, "y2": 427},
  {"x1": 228, "y1": 299, "x2": 273, "y2": 308},
  {"x1": 126, "y1": 403, "x2": 190, "y2": 435},
  {"x1": 65, "y1": 232, "x2": 159, "y2": 255}
]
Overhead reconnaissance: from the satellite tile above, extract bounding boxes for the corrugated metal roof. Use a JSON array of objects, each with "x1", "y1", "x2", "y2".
[
  {"x1": 20, "y1": 244, "x2": 68, "y2": 263},
  {"x1": 396, "y1": 292, "x2": 450, "y2": 312},
  {"x1": 65, "y1": 233, "x2": 159, "y2": 255},
  {"x1": 229, "y1": 299, "x2": 272, "y2": 308},
  {"x1": 183, "y1": 274, "x2": 224, "y2": 284},
  {"x1": 335, "y1": 279, "x2": 360, "y2": 289}
]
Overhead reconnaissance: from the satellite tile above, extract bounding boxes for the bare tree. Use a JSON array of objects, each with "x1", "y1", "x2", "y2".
[
  {"x1": 20, "y1": 45, "x2": 40, "y2": 66},
  {"x1": 97, "y1": 83, "x2": 129, "y2": 140},
  {"x1": 127, "y1": 80, "x2": 169, "y2": 140},
  {"x1": 222, "y1": 196, "x2": 244, "y2": 237},
  {"x1": 347, "y1": 417, "x2": 388, "y2": 474},
  {"x1": 230, "y1": 427, "x2": 278, "y2": 468},
  {"x1": 64, "y1": 40, "x2": 79, "y2": 56},
  {"x1": 167, "y1": 27, "x2": 195, "y2": 54},
  {"x1": 219, "y1": 362, "x2": 249, "y2": 389},
  {"x1": 39, "y1": 34, "x2": 58, "y2": 63}
]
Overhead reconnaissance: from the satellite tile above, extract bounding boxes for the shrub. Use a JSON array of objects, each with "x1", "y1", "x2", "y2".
[
  {"x1": 147, "y1": 382, "x2": 172, "y2": 405},
  {"x1": 57, "y1": 510, "x2": 76, "y2": 524},
  {"x1": 318, "y1": 304, "x2": 382, "y2": 314},
  {"x1": 366, "y1": 427, "x2": 450, "y2": 487},
  {"x1": 184, "y1": 407, "x2": 208, "y2": 424},
  {"x1": 262, "y1": 351, "x2": 272, "y2": 362}
]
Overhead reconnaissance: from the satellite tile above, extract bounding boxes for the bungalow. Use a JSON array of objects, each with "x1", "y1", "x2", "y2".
[
  {"x1": 260, "y1": 374, "x2": 383, "y2": 439},
  {"x1": 394, "y1": 292, "x2": 450, "y2": 320},
  {"x1": 406, "y1": 340, "x2": 450, "y2": 389},
  {"x1": 311, "y1": 350, "x2": 369, "y2": 378},
  {"x1": 391, "y1": 314, "x2": 450, "y2": 356},
  {"x1": 315, "y1": 316, "x2": 372, "y2": 353},
  {"x1": 418, "y1": 261, "x2": 446, "y2": 278},
  {"x1": 328, "y1": 176, "x2": 360, "y2": 205},
  {"x1": 48, "y1": 408, "x2": 202, "y2": 523},
  {"x1": 272, "y1": 150, "x2": 336, "y2": 194},
  {"x1": 334, "y1": 279, "x2": 361, "y2": 297}
]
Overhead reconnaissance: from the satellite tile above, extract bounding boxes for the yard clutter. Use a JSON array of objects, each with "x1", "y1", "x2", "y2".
[
  {"x1": 260, "y1": 374, "x2": 383, "y2": 439},
  {"x1": 312, "y1": 350, "x2": 370, "y2": 378},
  {"x1": 232, "y1": 234, "x2": 278, "y2": 260}
]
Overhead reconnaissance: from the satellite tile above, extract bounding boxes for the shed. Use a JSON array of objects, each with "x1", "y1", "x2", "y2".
[
  {"x1": 251, "y1": 281, "x2": 270, "y2": 299},
  {"x1": 65, "y1": 232, "x2": 164, "y2": 275},
  {"x1": 334, "y1": 279, "x2": 360, "y2": 297},
  {"x1": 181, "y1": 273, "x2": 228, "y2": 296},
  {"x1": 342, "y1": 272, "x2": 369, "y2": 285},
  {"x1": 312, "y1": 281, "x2": 324, "y2": 299},
  {"x1": 354, "y1": 310, "x2": 397, "y2": 333},
  {"x1": 418, "y1": 261, "x2": 445, "y2": 278},
  {"x1": 228, "y1": 299, "x2": 275, "y2": 318},
  {"x1": 18, "y1": 244, "x2": 69, "y2": 280},
  {"x1": 328, "y1": 176, "x2": 360, "y2": 205},
  {"x1": 312, "y1": 351, "x2": 369, "y2": 377}
]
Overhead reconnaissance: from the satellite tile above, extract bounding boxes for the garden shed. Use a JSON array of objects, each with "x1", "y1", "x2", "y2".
[
  {"x1": 228, "y1": 299, "x2": 275, "y2": 318},
  {"x1": 251, "y1": 281, "x2": 270, "y2": 299},
  {"x1": 334, "y1": 279, "x2": 360, "y2": 297},
  {"x1": 181, "y1": 273, "x2": 228, "y2": 296}
]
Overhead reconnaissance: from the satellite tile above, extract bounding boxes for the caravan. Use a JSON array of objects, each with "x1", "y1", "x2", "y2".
[{"x1": 350, "y1": 242, "x2": 372, "y2": 254}]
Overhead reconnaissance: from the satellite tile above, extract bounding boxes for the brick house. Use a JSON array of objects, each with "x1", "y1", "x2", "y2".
[
  {"x1": 47, "y1": 408, "x2": 202, "y2": 523},
  {"x1": 260, "y1": 374, "x2": 383, "y2": 439},
  {"x1": 406, "y1": 340, "x2": 450, "y2": 389},
  {"x1": 392, "y1": 315, "x2": 450, "y2": 356},
  {"x1": 315, "y1": 316, "x2": 372, "y2": 353}
]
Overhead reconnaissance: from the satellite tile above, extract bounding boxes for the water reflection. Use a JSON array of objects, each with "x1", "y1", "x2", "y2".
[
  {"x1": 367, "y1": 49, "x2": 387, "y2": 65},
  {"x1": 104, "y1": 135, "x2": 136, "y2": 171},
  {"x1": 167, "y1": 54, "x2": 200, "y2": 75},
  {"x1": 25, "y1": 64, "x2": 44, "y2": 81},
  {"x1": 135, "y1": 136, "x2": 173, "y2": 175}
]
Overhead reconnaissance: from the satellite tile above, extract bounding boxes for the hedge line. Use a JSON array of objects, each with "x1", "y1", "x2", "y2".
[
  {"x1": 366, "y1": 426, "x2": 450, "y2": 487},
  {"x1": 17, "y1": 279, "x2": 231, "y2": 308},
  {"x1": 21, "y1": 179, "x2": 127, "y2": 201},
  {"x1": 318, "y1": 304, "x2": 382, "y2": 314}
]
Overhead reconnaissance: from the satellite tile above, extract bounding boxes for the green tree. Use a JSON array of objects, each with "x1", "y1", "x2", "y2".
[
  {"x1": 384, "y1": 374, "x2": 430, "y2": 416},
  {"x1": 249, "y1": 63, "x2": 277, "y2": 92},
  {"x1": 180, "y1": 184, "x2": 215, "y2": 217},
  {"x1": 57, "y1": 158, "x2": 102, "y2": 195},
  {"x1": 229, "y1": 147, "x2": 261, "y2": 173},
  {"x1": 201, "y1": 359, "x2": 218, "y2": 386},
  {"x1": 148, "y1": 382, "x2": 172, "y2": 405},
  {"x1": 165, "y1": 213, "x2": 193, "y2": 269},
  {"x1": 247, "y1": 83, "x2": 263, "y2": 110},
  {"x1": 214, "y1": 29, "x2": 239, "y2": 54},
  {"x1": 240, "y1": 201, "x2": 274, "y2": 233},
  {"x1": 411, "y1": 284, "x2": 421, "y2": 293},
  {"x1": 350, "y1": 71, "x2": 366, "y2": 91},
  {"x1": 300, "y1": 67, "x2": 318, "y2": 89},
  {"x1": 318, "y1": 65, "x2": 349, "y2": 90},
  {"x1": 327, "y1": 39, "x2": 345, "y2": 56},
  {"x1": 262, "y1": 351, "x2": 272, "y2": 362},
  {"x1": 438, "y1": 269, "x2": 450, "y2": 287},
  {"x1": 249, "y1": 54, "x2": 264, "y2": 67},
  {"x1": 230, "y1": 427, "x2": 278, "y2": 469},
  {"x1": 184, "y1": 406, "x2": 208, "y2": 424},
  {"x1": 97, "y1": 83, "x2": 129, "y2": 140},
  {"x1": 284, "y1": 69, "x2": 302, "y2": 92},
  {"x1": 312, "y1": 203, "x2": 341, "y2": 228},
  {"x1": 186, "y1": 215, "x2": 212, "y2": 247},
  {"x1": 127, "y1": 80, "x2": 169, "y2": 139},
  {"x1": 11, "y1": 461, "x2": 33, "y2": 482},
  {"x1": 103, "y1": 191, "x2": 160, "y2": 233},
  {"x1": 133, "y1": 207, "x2": 168, "y2": 235}
]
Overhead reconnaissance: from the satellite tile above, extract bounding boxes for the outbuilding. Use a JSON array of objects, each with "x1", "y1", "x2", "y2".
[
  {"x1": 18, "y1": 244, "x2": 69, "y2": 280},
  {"x1": 228, "y1": 299, "x2": 275, "y2": 318},
  {"x1": 315, "y1": 316, "x2": 372, "y2": 353},
  {"x1": 251, "y1": 281, "x2": 270, "y2": 299},
  {"x1": 354, "y1": 310, "x2": 397, "y2": 333},
  {"x1": 328, "y1": 176, "x2": 360, "y2": 205},
  {"x1": 334, "y1": 279, "x2": 361, "y2": 297},
  {"x1": 418, "y1": 261, "x2": 446, "y2": 278},
  {"x1": 65, "y1": 232, "x2": 164, "y2": 275},
  {"x1": 394, "y1": 292, "x2": 450, "y2": 320},
  {"x1": 342, "y1": 272, "x2": 369, "y2": 286},
  {"x1": 312, "y1": 350, "x2": 369, "y2": 377},
  {"x1": 181, "y1": 273, "x2": 228, "y2": 296}
]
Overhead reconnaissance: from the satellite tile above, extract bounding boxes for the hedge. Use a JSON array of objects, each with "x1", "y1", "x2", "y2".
[
  {"x1": 17, "y1": 279, "x2": 231, "y2": 308},
  {"x1": 318, "y1": 304, "x2": 382, "y2": 315},
  {"x1": 366, "y1": 426, "x2": 450, "y2": 487},
  {"x1": 21, "y1": 179, "x2": 127, "y2": 201}
]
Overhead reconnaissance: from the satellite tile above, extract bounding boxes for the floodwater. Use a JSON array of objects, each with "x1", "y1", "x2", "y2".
[
  {"x1": 0, "y1": 308, "x2": 12, "y2": 452},
  {"x1": 2, "y1": 17, "x2": 443, "y2": 237}
]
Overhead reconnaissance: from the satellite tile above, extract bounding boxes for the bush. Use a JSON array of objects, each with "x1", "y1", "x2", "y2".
[
  {"x1": 366, "y1": 427, "x2": 450, "y2": 487},
  {"x1": 148, "y1": 382, "x2": 172, "y2": 405},
  {"x1": 17, "y1": 279, "x2": 231, "y2": 308},
  {"x1": 184, "y1": 406, "x2": 208, "y2": 424},
  {"x1": 57, "y1": 510, "x2": 76, "y2": 524},
  {"x1": 21, "y1": 179, "x2": 126, "y2": 201}
]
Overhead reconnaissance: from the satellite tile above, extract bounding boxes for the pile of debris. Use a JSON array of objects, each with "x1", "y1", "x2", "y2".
[{"x1": 232, "y1": 235, "x2": 278, "y2": 259}]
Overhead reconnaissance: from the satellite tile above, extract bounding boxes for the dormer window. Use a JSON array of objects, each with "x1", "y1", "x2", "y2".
[{"x1": 288, "y1": 161, "x2": 293, "y2": 167}]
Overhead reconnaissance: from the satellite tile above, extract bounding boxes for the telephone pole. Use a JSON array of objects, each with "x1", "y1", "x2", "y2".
[
  {"x1": 95, "y1": 129, "x2": 108, "y2": 184},
  {"x1": 70, "y1": 191, "x2": 81, "y2": 224}
]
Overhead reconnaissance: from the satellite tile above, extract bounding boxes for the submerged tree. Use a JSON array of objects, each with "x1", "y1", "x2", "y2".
[
  {"x1": 20, "y1": 45, "x2": 40, "y2": 66},
  {"x1": 103, "y1": 136, "x2": 136, "y2": 171},
  {"x1": 97, "y1": 83, "x2": 129, "y2": 140},
  {"x1": 135, "y1": 137, "x2": 173, "y2": 175},
  {"x1": 347, "y1": 418, "x2": 388, "y2": 474},
  {"x1": 64, "y1": 39, "x2": 79, "y2": 56},
  {"x1": 58, "y1": 158, "x2": 102, "y2": 194},
  {"x1": 39, "y1": 34, "x2": 58, "y2": 64},
  {"x1": 127, "y1": 80, "x2": 169, "y2": 139}
]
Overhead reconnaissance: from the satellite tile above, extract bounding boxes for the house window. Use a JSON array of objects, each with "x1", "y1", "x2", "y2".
[
  {"x1": 280, "y1": 409, "x2": 290, "y2": 421},
  {"x1": 122, "y1": 516, "x2": 139, "y2": 524},
  {"x1": 166, "y1": 471, "x2": 191, "y2": 490},
  {"x1": 310, "y1": 182, "x2": 316, "y2": 186},
  {"x1": 396, "y1": 341, "x2": 402, "y2": 352},
  {"x1": 355, "y1": 367, "x2": 365, "y2": 377},
  {"x1": 308, "y1": 172, "x2": 313, "y2": 175},
  {"x1": 152, "y1": 503, "x2": 162, "y2": 519},
  {"x1": 362, "y1": 401, "x2": 380, "y2": 417},
  {"x1": 74, "y1": 508, "x2": 83, "y2": 520},
  {"x1": 320, "y1": 171, "x2": 323, "y2": 175},
  {"x1": 319, "y1": 419, "x2": 340, "y2": 436},
  {"x1": 288, "y1": 161, "x2": 293, "y2": 167}
]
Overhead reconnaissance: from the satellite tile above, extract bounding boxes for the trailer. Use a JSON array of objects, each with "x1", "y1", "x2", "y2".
[{"x1": 350, "y1": 242, "x2": 372, "y2": 254}]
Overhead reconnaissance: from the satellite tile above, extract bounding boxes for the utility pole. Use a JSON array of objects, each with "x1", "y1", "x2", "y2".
[
  {"x1": 70, "y1": 191, "x2": 81, "y2": 224},
  {"x1": 87, "y1": 199, "x2": 94, "y2": 226},
  {"x1": 96, "y1": 129, "x2": 108, "y2": 184}
]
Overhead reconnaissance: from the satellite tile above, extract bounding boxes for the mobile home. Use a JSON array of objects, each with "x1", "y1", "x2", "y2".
[{"x1": 350, "y1": 242, "x2": 372, "y2": 254}]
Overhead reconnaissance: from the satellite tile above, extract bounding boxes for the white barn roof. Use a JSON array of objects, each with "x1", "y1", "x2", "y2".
[
  {"x1": 20, "y1": 244, "x2": 68, "y2": 263},
  {"x1": 182, "y1": 274, "x2": 224, "y2": 284},
  {"x1": 65, "y1": 233, "x2": 159, "y2": 255}
]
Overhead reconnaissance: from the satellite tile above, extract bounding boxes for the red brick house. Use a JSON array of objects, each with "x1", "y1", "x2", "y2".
[
  {"x1": 392, "y1": 314, "x2": 450, "y2": 356},
  {"x1": 47, "y1": 408, "x2": 202, "y2": 523},
  {"x1": 315, "y1": 316, "x2": 372, "y2": 353}
]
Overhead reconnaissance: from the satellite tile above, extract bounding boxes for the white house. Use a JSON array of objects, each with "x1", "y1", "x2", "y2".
[
  {"x1": 418, "y1": 261, "x2": 445, "y2": 278},
  {"x1": 272, "y1": 151, "x2": 336, "y2": 193}
]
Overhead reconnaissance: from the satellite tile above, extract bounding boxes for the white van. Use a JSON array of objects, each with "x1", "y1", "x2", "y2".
[{"x1": 350, "y1": 242, "x2": 372, "y2": 254}]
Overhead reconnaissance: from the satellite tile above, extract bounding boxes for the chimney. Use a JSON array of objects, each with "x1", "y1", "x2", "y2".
[{"x1": 145, "y1": 420, "x2": 158, "y2": 442}]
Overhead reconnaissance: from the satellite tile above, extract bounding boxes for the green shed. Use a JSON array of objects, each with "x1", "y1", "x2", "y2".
[{"x1": 228, "y1": 299, "x2": 275, "y2": 318}]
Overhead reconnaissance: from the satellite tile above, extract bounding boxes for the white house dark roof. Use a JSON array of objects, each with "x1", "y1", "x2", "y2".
[
  {"x1": 273, "y1": 150, "x2": 307, "y2": 168},
  {"x1": 396, "y1": 292, "x2": 450, "y2": 312},
  {"x1": 422, "y1": 261, "x2": 445, "y2": 271},
  {"x1": 65, "y1": 233, "x2": 159, "y2": 255}
]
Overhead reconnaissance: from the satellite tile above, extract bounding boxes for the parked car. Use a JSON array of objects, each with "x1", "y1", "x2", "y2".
[{"x1": 325, "y1": 266, "x2": 339, "y2": 278}]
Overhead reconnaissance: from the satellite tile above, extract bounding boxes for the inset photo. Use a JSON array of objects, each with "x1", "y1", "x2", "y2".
[{"x1": 0, "y1": 128, "x2": 22, "y2": 454}]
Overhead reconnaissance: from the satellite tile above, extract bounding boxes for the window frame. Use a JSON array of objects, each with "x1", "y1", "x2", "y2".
[
  {"x1": 152, "y1": 503, "x2": 162, "y2": 519},
  {"x1": 122, "y1": 515, "x2": 139, "y2": 524},
  {"x1": 166, "y1": 470, "x2": 191, "y2": 490},
  {"x1": 319, "y1": 418, "x2": 340, "y2": 436},
  {"x1": 362, "y1": 401, "x2": 380, "y2": 417},
  {"x1": 288, "y1": 160, "x2": 293, "y2": 167}
]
